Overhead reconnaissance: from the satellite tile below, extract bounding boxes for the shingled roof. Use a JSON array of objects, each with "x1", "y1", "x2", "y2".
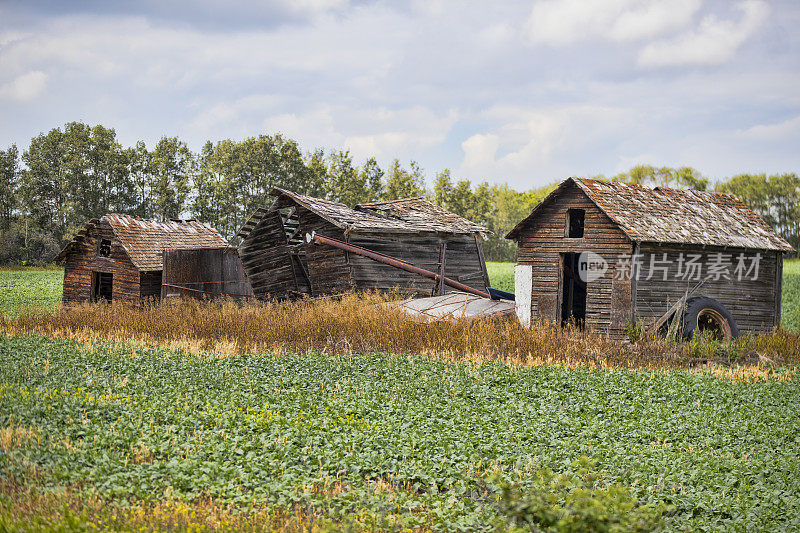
[
  {"x1": 507, "y1": 177, "x2": 793, "y2": 252},
  {"x1": 236, "y1": 188, "x2": 488, "y2": 240},
  {"x1": 356, "y1": 197, "x2": 488, "y2": 234},
  {"x1": 56, "y1": 214, "x2": 229, "y2": 270}
]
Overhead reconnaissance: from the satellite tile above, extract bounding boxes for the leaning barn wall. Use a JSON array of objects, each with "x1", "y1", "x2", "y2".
[
  {"x1": 300, "y1": 209, "x2": 353, "y2": 296},
  {"x1": 239, "y1": 210, "x2": 297, "y2": 300}
]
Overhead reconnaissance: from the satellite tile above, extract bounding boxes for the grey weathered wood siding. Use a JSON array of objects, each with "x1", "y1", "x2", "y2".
[
  {"x1": 347, "y1": 232, "x2": 490, "y2": 297},
  {"x1": 239, "y1": 210, "x2": 297, "y2": 300},
  {"x1": 634, "y1": 244, "x2": 780, "y2": 333},
  {"x1": 300, "y1": 209, "x2": 353, "y2": 296},
  {"x1": 515, "y1": 182, "x2": 633, "y2": 338}
]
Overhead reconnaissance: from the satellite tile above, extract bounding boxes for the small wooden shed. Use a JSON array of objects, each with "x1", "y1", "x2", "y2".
[
  {"x1": 507, "y1": 178, "x2": 793, "y2": 338},
  {"x1": 237, "y1": 188, "x2": 490, "y2": 300},
  {"x1": 56, "y1": 214, "x2": 228, "y2": 305}
]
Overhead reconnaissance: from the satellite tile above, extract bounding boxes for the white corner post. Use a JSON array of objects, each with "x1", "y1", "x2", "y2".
[{"x1": 515, "y1": 264, "x2": 532, "y2": 327}]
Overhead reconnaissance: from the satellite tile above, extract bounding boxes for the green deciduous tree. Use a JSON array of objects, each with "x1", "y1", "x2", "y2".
[
  {"x1": 150, "y1": 136, "x2": 193, "y2": 221},
  {"x1": 326, "y1": 150, "x2": 365, "y2": 206},
  {"x1": 0, "y1": 144, "x2": 20, "y2": 229},
  {"x1": 360, "y1": 157, "x2": 384, "y2": 203},
  {"x1": 384, "y1": 159, "x2": 425, "y2": 200},
  {"x1": 613, "y1": 164, "x2": 707, "y2": 190}
]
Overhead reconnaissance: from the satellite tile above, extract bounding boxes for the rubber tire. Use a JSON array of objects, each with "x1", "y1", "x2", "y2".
[{"x1": 681, "y1": 296, "x2": 739, "y2": 341}]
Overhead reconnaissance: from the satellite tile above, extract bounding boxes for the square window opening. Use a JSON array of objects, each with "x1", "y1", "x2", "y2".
[
  {"x1": 98, "y1": 239, "x2": 112, "y2": 257},
  {"x1": 567, "y1": 209, "x2": 585, "y2": 238}
]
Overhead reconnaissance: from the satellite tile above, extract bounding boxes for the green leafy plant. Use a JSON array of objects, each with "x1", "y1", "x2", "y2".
[{"x1": 494, "y1": 457, "x2": 667, "y2": 532}]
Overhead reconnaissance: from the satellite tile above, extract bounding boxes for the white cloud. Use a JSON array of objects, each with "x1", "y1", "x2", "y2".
[
  {"x1": 462, "y1": 134, "x2": 499, "y2": 168},
  {"x1": 0, "y1": 10, "x2": 404, "y2": 91},
  {"x1": 0, "y1": 70, "x2": 47, "y2": 102},
  {"x1": 0, "y1": 1, "x2": 798, "y2": 187},
  {"x1": 526, "y1": 0, "x2": 701, "y2": 46},
  {"x1": 458, "y1": 105, "x2": 638, "y2": 185},
  {"x1": 258, "y1": 105, "x2": 459, "y2": 163},
  {"x1": 282, "y1": 0, "x2": 350, "y2": 15},
  {"x1": 638, "y1": 0, "x2": 769, "y2": 67},
  {"x1": 0, "y1": 30, "x2": 29, "y2": 48},
  {"x1": 737, "y1": 115, "x2": 800, "y2": 141}
]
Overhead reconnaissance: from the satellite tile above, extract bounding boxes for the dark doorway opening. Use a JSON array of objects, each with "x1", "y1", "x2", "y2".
[
  {"x1": 92, "y1": 271, "x2": 113, "y2": 302},
  {"x1": 140, "y1": 271, "x2": 162, "y2": 301},
  {"x1": 561, "y1": 253, "x2": 587, "y2": 327}
]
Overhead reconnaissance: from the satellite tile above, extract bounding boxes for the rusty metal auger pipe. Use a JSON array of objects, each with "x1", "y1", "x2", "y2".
[{"x1": 306, "y1": 232, "x2": 491, "y2": 299}]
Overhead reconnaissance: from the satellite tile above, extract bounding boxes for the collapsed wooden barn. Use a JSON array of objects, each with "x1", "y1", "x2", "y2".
[
  {"x1": 507, "y1": 177, "x2": 793, "y2": 339},
  {"x1": 237, "y1": 188, "x2": 491, "y2": 300},
  {"x1": 56, "y1": 214, "x2": 228, "y2": 305}
]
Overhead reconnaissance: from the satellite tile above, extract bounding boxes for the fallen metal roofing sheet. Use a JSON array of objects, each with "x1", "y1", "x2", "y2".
[{"x1": 386, "y1": 292, "x2": 515, "y2": 322}]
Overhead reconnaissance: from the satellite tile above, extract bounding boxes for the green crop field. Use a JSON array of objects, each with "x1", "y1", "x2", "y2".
[
  {"x1": 783, "y1": 260, "x2": 800, "y2": 331},
  {"x1": 0, "y1": 268, "x2": 63, "y2": 318},
  {"x1": 2, "y1": 334, "x2": 799, "y2": 531},
  {"x1": 1, "y1": 263, "x2": 799, "y2": 529},
  {"x1": 486, "y1": 262, "x2": 515, "y2": 293}
]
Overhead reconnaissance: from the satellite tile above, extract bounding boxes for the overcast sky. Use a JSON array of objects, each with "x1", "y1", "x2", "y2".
[{"x1": 1, "y1": 0, "x2": 798, "y2": 189}]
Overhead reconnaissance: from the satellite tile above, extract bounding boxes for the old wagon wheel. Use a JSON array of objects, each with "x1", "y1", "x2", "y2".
[{"x1": 681, "y1": 296, "x2": 739, "y2": 342}]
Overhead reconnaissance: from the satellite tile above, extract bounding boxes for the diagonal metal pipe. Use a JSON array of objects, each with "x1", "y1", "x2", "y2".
[{"x1": 306, "y1": 232, "x2": 491, "y2": 299}]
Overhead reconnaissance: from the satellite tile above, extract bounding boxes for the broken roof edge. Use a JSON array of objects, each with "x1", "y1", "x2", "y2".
[
  {"x1": 356, "y1": 196, "x2": 427, "y2": 207},
  {"x1": 355, "y1": 197, "x2": 490, "y2": 235},
  {"x1": 54, "y1": 217, "x2": 102, "y2": 264},
  {"x1": 269, "y1": 186, "x2": 351, "y2": 230}
]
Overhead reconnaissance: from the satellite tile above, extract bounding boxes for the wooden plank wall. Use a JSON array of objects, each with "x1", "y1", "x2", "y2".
[
  {"x1": 300, "y1": 209, "x2": 353, "y2": 296},
  {"x1": 347, "y1": 232, "x2": 490, "y2": 297},
  {"x1": 161, "y1": 248, "x2": 254, "y2": 301},
  {"x1": 239, "y1": 210, "x2": 297, "y2": 300},
  {"x1": 62, "y1": 220, "x2": 140, "y2": 305},
  {"x1": 635, "y1": 244, "x2": 779, "y2": 333},
  {"x1": 514, "y1": 183, "x2": 633, "y2": 338}
]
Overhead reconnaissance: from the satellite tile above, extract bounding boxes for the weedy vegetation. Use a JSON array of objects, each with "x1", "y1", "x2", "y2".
[{"x1": 4, "y1": 294, "x2": 800, "y2": 371}]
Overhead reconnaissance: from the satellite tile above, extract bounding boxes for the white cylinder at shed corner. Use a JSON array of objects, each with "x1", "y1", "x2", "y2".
[{"x1": 515, "y1": 264, "x2": 532, "y2": 327}]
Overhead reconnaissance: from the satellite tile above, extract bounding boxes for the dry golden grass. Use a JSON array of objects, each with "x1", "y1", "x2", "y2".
[
  {"x1": 0, "y1": 478, "x2": 337, "y2": 532},
  {"x1": 0, "y1": 424, "x2": 40, "y2": 452},
  {"x1": 1, "y1": 293, "x2": 798, "y2": 371}
]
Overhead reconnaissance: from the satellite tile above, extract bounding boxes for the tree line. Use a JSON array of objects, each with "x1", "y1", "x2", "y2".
[{"x1": 1, "y1": 122, "x2": 798, "y2": 265}]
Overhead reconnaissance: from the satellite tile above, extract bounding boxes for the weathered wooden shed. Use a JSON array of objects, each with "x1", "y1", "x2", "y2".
[
  {"x1": 237, "y1": 188, "x2": 490, "y2": 300},
  {"x1": 56, "y1": 214, "x2": 228, "y2": 305},
  {"x1": 161, "y1": 247, "x2": 254, "y2": 301},
  {"x1": 507, "y1": 178, "x2": 793, "y2": 339}
]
